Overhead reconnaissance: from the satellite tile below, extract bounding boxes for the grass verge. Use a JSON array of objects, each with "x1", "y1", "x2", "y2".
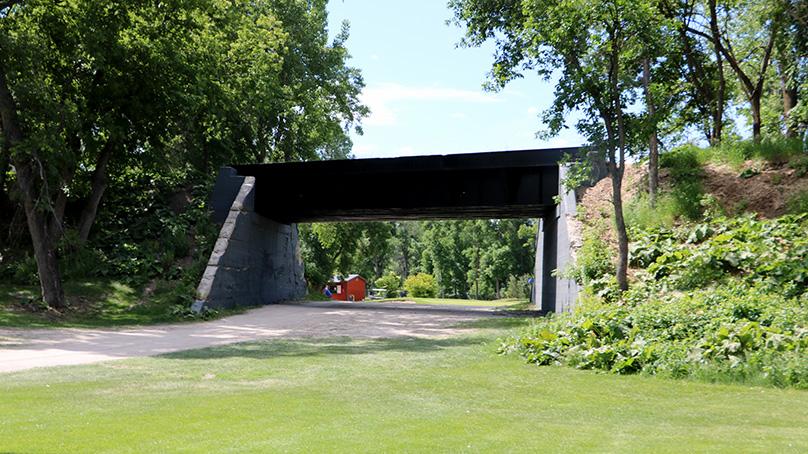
[
  {"x1": 374, "y1": 297, "x2": 532, "y2": 310},
  {"x1": 0, "y1": 279, "x2": 237, "y2": 328},
  {"x1": 0, "y1": 322, "x2": 806, "y2": 452}
]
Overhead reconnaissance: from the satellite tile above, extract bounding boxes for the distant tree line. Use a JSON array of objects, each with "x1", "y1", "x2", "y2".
[{"x1": 300, "y1": 219, "x2": 537, "y2": 300}]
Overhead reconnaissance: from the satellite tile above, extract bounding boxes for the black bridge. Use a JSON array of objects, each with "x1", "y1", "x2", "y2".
[
  {"x1": 201, "y1": 147, "x2": 583, "y2": 314},
  {"x1": 233, "y1": 147, "x2": 579, "y2": 223}
]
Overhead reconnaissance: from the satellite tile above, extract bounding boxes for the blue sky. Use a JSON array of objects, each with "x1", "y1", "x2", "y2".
[{"x1": 326, "y1": 1, "x2": 585, "y2": 159}]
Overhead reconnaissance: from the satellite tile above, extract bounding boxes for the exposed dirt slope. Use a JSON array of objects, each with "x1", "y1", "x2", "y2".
[{"x1": 573, "y1": 159, "x2": 808, "y2": 250}]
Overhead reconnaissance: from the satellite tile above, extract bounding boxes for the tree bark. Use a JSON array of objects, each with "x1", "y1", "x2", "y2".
[
  {"x1": 607, "y1": 30, "x2": 629, "y2": 292},
  {"x1": 0, "y1": 132, "x2": 10, "y2": 207},
  {"x1": 708, "y1": 0, "x2": 724, "y2": 144},
  {"x1": 0, "y1": 70, "x2": 66, "y2": 309},
  {"x1": 779, "y1": 60, "x2": 798, "y2": 138},
  {"x1": 642, "y1": 58, "x2": 658, "y2": 207},
  {"x1": 750, "y1": 94, "x2": 762, "y2": 142},
  {"x1": 77, "y1": 139, "x2": 114, "y2": 242},
  {"x1": 700, "y1": 0, "x2": 776, "y2": 142}
]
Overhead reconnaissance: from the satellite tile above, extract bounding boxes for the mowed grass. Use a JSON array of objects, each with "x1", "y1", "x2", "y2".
[
  {"x1": 378, "y1": 297, "x2": 532, "y2": 309},
  {"x1": 1, "y1": 321, "x2": 806, "y2": 452}
]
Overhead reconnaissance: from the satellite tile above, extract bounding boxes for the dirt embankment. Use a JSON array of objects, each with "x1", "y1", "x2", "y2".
[
  {"x1": 701, "y1": 163, "x2": 808, "y2": 218},
  {"x1": 572, "y1": 159, "x2": 808, "y2": 250}
]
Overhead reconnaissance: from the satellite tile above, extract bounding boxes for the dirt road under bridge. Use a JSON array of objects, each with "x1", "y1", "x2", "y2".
[{"x1": 0, "y1": 301, "x2": 501, "y2": 373}]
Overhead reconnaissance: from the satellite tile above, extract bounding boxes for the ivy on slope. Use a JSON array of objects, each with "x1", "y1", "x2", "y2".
[{"x1": 504, "y1": 214, "x2": 808, "y2": 388}]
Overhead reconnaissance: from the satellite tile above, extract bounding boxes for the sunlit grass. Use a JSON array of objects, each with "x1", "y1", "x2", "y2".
[
  {"x1": 1, "y1": 324, "x2": 806, "y2": 452},
  {"x1": 376, "y1": 297, "x2": 533, "y2": 309}
]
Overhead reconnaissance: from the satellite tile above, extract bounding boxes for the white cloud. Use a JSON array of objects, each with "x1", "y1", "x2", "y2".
[
  {"x1": 360, "y1": 83, "x2": 499, "y2": 126},
  {"x1": 527, "y1": 106, "x2": 539, "y2": 116},
  {"x1": 450, "y1": 112, "x2": 467, "y2": 120}
]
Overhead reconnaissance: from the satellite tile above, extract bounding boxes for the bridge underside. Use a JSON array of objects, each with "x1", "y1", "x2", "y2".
[
  {"x1": 197, "y1": 148, "x2": 581, "y2": 313},
  {"x1": 233, "y1": 149, "x2": 565, "y2": 222}
]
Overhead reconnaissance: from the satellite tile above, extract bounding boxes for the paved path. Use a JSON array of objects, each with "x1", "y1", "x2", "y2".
[{"x1": 0, "y1": 301, "x2": 498, "y2": 373}]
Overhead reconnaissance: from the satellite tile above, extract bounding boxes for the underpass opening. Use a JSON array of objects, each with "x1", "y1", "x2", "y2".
[{"x1": 196, "y1": 148, "x2": 582, "y2": 313}]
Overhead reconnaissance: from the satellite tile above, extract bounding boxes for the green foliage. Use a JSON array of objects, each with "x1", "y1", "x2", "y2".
[
  {"x1": 624, "y1": 193, "x2": 680, "y2": 230},
  {"x1": 789, "y1": 154, "x2": 808, "y2": 177},
  {"x1": 565, "y1": 226, "x2": 613, "y2": 286},
  {"x1": 403, "y1": 273, "x2": 438, "y2": 298},
  {"x1": 375, "y1": 272, "x2": 401, "y2": 297},
  {"x1": 659, "y1": 146, "x2": 706, "y2": 220},
  {"x1": 505, "y1": 214, "x2": 808, "y2": 388},
  {"x1": 503, "y1": 281, "x2": 807, "y2": 388},
  {"x1": 786, "y1": 190, "x2": 808, "y2": 214},
  {"x1": 0, "y1": 0, "x2": 367, "y2": 308},
  {"x1": 504, "y1": 274, "x2": 532, "y2": 299},
  {"x1": 300, "y1": 219, "x2": 537, "y2": 300},
  {"x1": 694, "y1": 138, "x2": 806, "y2": 169}
]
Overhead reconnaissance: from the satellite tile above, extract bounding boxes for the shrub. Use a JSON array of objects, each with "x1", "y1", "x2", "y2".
[
  {"x1": 375, "y1": 272, "x2": 401, "y2": 297},
  {"x1": 624, "y1": 193, "x2": 679, "y2": 230},
  {"x1": 786, "y1": 190, "x2": 808, "y2": 214},
  {"x1": 502, "y1": 280, "x2": 808, "y2": 388},
  {"x1": 709, "y1": 138, "x2": 804, "y2": 168},
  {"x1": 789, "y1": 154, "x2": 808, "y2": 177},
  {"x1": 564, "y1": 226, "x2": 613, "y2": 286},
  {"x1": 503, "y1": 213, "x2": 808, "y2": 388},
  {"x1": 504, "y1": 274, "x2": 532, "y2": 299},
  {"x1": 403, "y1": 273, "x2": 438, "y2": 298},
  {"x1": 660, "y1": 147, "x2": 705, "y2": 220}
]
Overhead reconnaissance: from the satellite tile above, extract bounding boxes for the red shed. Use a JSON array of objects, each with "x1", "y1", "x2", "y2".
[{"x1": 327, "y1": 274, "x2": 367, "y2": 301}]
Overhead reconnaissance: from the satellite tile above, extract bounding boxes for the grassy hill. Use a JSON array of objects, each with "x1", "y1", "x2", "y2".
[{"x1": 506, "y1": 140, "x2": 808, "y2": 388}]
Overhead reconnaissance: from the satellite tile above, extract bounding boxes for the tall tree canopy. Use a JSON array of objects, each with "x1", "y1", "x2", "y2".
[{"x1": 0, "y1": 0, "x2": 366, "y2": 308}]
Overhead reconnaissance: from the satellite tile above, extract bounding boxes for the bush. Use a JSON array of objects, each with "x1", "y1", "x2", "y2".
[
  {"x1": 786, "y1": 190, "x2": 808, "y2": 214},
  {"x1": 660, "y1": 146, "x2": 705, "y2": 220},
  {"x1": 502, "y1": 280, "x2": 808, "y2": 388},
  {"x1": 504, "y1": 274, "x2": 531, "y2": 299},
  {"x1": 375, "y1": 272, "x2": 401, "y2": 297},
  {"x1": 708, "y1": 138, "x2": 804, "y2": 168},
  {"x1": 503, "y1": 213, "x2": 808, "y2": 388},
  {"x1": 564, "y1": 226, "x2": 613, "y2": 286},
  {"x1": 403, "y1": 273, "x2": 438, "y2": 298}
]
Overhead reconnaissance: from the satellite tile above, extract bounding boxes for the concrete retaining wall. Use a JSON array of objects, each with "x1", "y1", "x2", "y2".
[{"x1": 196, "y1": 172, "x2": 306, "y2": 310}]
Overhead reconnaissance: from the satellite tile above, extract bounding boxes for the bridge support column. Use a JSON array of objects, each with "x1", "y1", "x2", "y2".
[
  {"x1": 195, "y1": 168, "x2": 306, "y2": 310},
  {"x1": 534, "y1": 165, "x2": 580, "y2": 313}
]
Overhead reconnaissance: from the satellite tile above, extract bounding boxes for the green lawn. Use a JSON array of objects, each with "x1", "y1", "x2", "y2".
[
  {"x1": 1, "y1": 320, "x2": 806, "y2": 452},
  {"x1": 377, "y1": 296, "x2": 533, "y2": 310},
  {"x1": 0, "y1": 279, "x2": 235, "y2": 328}
]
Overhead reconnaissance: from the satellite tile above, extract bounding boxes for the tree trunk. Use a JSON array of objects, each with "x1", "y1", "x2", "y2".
[
  {"x1": 77, "y1": 140, "x2": 114, "y2": 242},
  {"x1": 0, "y1": 70, "x2": 66, "y2": 309},
  {"x1": 780, "y1": 61, "x2": 798, "y2": 138},
  {"x1": 608, "y1": 34, "x2": 629, "y2": 292},
  {"x1": 642, "y1": 58, "x2": 658, "y2": 207},
  {"x1": 0, "y1": 135, "x2": 9, "y2": 207},
  {"x1": 751, "y1": 94, "x2": 762, "y2": 142},
  {"x1": 15, "y1": 159, "x2": 66, "y2": 308},
  {"x1": 613, "y1": 107, "x2": 629, "y2": 292},
  {"x1": 709, "y1": 0, "x2": 724, "y2": 144}
]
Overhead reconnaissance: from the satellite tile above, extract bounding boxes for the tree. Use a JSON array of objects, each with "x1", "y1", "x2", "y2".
[
  {"x1": 0, "y1": 0, "x2": 366, "y2": 308},
  {"x1": 684, "y1": 0, "x2": 784, "y2": 141},
  {"x1": 451, "y1": 0, "x2": 662, "y2": 291}
]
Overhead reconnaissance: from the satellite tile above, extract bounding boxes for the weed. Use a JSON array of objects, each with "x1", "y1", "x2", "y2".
[
  {"x1": 786, "y1": 190, "x2": 808, "y2": 214},
  {"x1": 789, "y1": 154, "x2": 808, "y2": 177},
  {"x1": 660, "y1": 147, "x2": 706, "y2": 220}
]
